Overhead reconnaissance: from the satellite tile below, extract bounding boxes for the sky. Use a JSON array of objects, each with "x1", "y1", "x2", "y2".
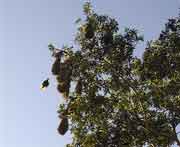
[{"x1": 0, "y1": 0, "x2": 179, "y2": 147}]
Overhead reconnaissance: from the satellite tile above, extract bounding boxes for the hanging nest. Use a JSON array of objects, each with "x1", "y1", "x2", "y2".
[
  {"x1": 75, "y1": 79, "x2": 82, "y2": 94},
  {"x1": 57, "y1": 61, "x2": 72, "y2": 82},
  {"x1": 85, "y1": 23, "x2": 94, "y2": 39},
  {"x1": 57, "y1": 117, "x2": 69, "y2": 135},
  {"x1": 111, "y1": 74, "x2": 121, "y2": 91},
  {"x1": 51, "y1": 54, "x2": 73, "y2": 100},
  {"x1": 56, "y1": 72, "x2": 71, "y2": 84},
  {"x1": 94, "y1": 95, "x2": 106, "y2": 105},
  {"x1": 57, "y1": 81, "x2": 70, "y2": 100},
  {"x1": 51, "y1": 58, "x2": 61, "y2": 75},
  {"x1": 59, "y1": 63, "x2": 67, "y2": 76},
  {"x1": 57, "y1": 82, "x2": 70, "y2": 93},
  {"x1": 103, "y1": 31, "x2": 113, "y2": 45},
  {"x1": 90, "y1": 95, "x2": 106, "y2": 105},
  {"x1": 56, "y1": 75, "x2": 64, "y2": 84}
]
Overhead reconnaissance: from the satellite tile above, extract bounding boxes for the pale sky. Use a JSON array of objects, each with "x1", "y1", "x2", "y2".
[{"x1": 0, "y1": 0, "x2": 179, "y2": 147}]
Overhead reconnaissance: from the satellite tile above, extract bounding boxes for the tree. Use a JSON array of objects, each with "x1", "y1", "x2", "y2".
[{"x1": 45, "y1": 2, "x2": 180, "y2": 147}]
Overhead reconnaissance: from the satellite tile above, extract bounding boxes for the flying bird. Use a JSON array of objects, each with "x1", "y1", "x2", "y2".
[{"x1": 40, "y1": 78, "x2": 49, "y2": 91}]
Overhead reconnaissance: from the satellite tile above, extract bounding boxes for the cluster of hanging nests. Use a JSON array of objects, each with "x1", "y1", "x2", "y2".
[
  {"x1": 50, "y1": 47, "x2": 106, "y2": 135},
  {"x1": 51, "y1": 48, "x2": 83, "y2": 135}
]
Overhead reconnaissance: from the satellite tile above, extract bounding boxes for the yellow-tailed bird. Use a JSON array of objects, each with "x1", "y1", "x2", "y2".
[{"x1": 40, "y1": 78, "x2": 49, "y2": 91}]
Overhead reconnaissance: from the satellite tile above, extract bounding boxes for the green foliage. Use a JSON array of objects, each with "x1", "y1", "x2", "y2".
[{"x1": 47, "y1": 3, "x2": 180, "y2": 147}]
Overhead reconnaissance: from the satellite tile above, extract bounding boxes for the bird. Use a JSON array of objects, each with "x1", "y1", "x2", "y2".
[{"x1": 40, "y1": 78, "x2": 49, "y2": 91}]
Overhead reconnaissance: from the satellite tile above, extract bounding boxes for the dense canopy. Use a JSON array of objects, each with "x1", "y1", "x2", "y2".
[{"x1": 46, "y1": 3, "x2": 180, "y2": 147}]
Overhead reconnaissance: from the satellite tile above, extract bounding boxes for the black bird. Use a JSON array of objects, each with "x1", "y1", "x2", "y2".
[{"x1": 40, "y1": 78, "x2": 49, "y2": 91}]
